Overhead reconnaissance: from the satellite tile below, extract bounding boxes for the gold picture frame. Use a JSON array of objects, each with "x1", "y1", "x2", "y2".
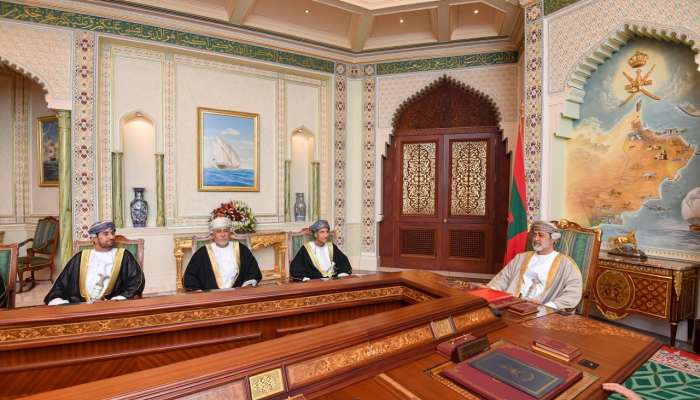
[
  {"x1": 197, "y1": 107, "x2": 260, "y2": 192},
  {"x1": 36, "y1": 115, "x2": 59, "y2": 187}
]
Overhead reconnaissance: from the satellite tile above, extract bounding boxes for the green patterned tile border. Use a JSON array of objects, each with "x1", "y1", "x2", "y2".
[
  {"x1": 376, "y1": 50, "x2": 518, "y2": 75},
  {"x1": 543, "y1": 0, "x2": 581, "y2": 15},
  {"x1": 0, "y1": 1, "x2": 334, "y2": 73}
]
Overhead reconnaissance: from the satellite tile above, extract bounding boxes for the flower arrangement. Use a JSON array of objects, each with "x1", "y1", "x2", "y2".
[{"x1": 210, "y1": 200, "x2": 256, "y2": 233}]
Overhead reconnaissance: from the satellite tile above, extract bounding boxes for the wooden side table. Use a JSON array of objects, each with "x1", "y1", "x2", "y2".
[{"x1": 594, "y1": 251, "x2": 699, "y2": 346}]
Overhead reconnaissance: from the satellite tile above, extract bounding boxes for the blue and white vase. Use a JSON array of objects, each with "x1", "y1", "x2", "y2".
[
  {"x1": 130, "y1": 187, "x2": 148, "y2": 227},
  {"x1": 294, "y1": 192, "x2": 307, "y2": 222}
]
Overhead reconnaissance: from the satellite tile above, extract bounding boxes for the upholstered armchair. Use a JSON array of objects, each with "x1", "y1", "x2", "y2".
[
  {"x1": 551, "y1": 219, "x2": 602, "y2": 317},
  {"x1": 17, "y1": 216, "x2": 59, "y2": 292},
  {"x1": 0, "y1": 243, "x2": 19, "y2": 309},
  {"x1": 73, "y1": 235, "x2": 145, "y2": 268}
]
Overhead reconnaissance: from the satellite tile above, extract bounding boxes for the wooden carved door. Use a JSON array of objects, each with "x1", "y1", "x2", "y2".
[{"x1": 379, "y1": 76, "x2": 509, "y2": 274}]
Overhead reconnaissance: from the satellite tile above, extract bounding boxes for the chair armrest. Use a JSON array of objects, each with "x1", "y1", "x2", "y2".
[{"x1": 18, "y1": 238, "x2": 34, "y2": 248}]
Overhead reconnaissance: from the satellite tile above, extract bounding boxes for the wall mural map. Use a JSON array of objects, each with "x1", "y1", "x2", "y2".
[{"x1": 566, "y1": 38, "x2": 700, "y2": 256}]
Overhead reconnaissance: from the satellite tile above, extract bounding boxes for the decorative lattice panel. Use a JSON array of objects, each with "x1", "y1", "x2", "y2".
[
  {"x1": 400, "y1": 229, "x2": 436, "y2": 256},
  {"x1": 402, "y1": 142, "x2": 437, "y2": 216},
  {"x1": 449, "y1": 230, "x2": 485, "y2": 259},
  {"x1": 450, "y1": 141, "x2": 487, "y2": 216}
]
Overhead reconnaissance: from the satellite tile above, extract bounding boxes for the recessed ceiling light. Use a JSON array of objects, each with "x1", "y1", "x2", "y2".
[
  {"x1": 473, "y1": 9, "x2": 479, "y2": 14},
  {"x1": 399, "y1": 18, "x2": 404, "y2": 23},
  {"x1": 304, "y1": 9, "x2": 309, "y2": 14}
]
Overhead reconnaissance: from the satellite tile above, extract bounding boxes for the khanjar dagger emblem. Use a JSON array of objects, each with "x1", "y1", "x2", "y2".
[{"x1": 619, "y1": 50, "x2": 661, "y2": 107}]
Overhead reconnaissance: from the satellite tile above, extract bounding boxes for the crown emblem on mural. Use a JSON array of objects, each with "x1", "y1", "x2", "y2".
[{"x1": 628, "y1": 50, "x2": 648, "y2": 68}]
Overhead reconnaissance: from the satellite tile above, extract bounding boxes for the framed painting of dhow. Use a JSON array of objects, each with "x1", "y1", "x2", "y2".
[
  {"x1": 37, "y1": 115, "x2": 59, "y2": 187},
  {"x1": 197, "y1": 107, "x2": 260, "y2": 192}
]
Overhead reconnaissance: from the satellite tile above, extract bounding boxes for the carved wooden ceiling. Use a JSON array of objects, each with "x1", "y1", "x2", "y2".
[{"x1": 98, "y1": 0, "x2": 522, "y2": 53}]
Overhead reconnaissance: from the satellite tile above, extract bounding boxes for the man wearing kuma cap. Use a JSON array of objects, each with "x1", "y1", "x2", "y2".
[
  {"x1": 183, "y1": 216, "x2": 262, "y2": 290},
  {"x1": 487, "y1": 221, "x2": 582, "y2": 310},
  {"x1": 45, "y1": 220, "x2": 145, "y2": 305}
]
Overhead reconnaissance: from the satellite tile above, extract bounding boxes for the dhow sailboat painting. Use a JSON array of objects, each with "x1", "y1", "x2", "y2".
[{"x1": 198, "y1": 108, "x2": 260, "y2": 191}]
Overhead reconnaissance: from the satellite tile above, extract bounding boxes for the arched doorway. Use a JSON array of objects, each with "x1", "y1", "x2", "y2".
[{"x1": 379, "y1": 76, "x2": 510, "y2": 273}]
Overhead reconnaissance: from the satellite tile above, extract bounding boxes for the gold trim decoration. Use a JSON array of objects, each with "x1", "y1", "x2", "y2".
[
  {"x1": 513, "y1": 252, "x2": 535, "y2": 297},
  {"x1": 452, "y1": 307, "x2": 497, "y2": 332},
  {"x1": 450, "y1": 140, "x2": 487, "y2": 216},
  {"x1": 595, "y1": 305, "x2": 629, "y2": 321},
  {"x1": 522, "y1": 314, "x2": 648, "y2": 339},
  {"x1": 596, "y1": 270, "x2": 633, "y2": 310},
  {"x1": 79, "y1": 248, "x2": 124, "y2": 302},
  {"x1": 401, "y1": 142, "x2": 437, "y2": 216},
  {"x1": 673, "y1": 270, "x2": 683, "y2": 301},
  {"x1": 180, "y1": 380, "x2": 247, "y2": 400},
  {"x1": 79, "y1": 249, "x2": 91, "y2": 302},
  {"x1": 36, "y1": 115, "x2": 59, "y2": 187},
  {"x1": 0, "y1": 286, "x2": 432, "y2": 344},
  {"x1": 304, "y1": 241, "x2": 334, "y2": 278},
  {"x1": 250, "y1": 233, "x2": 288, "y2": 281},
  {"x1": 197, "y1": 107, "x2": 260, "y2": 192},
  {"x1": 430, "y1": 317, "x2": 455, "y2": 339},
  {"x1": 285, "y1": 324, "x2": 434, "y2": 388},
  {"x1": 205, "y1": 242, "x2": 240, "y2": 289},
  {"x1": 103, "y1": 248, "x2": 125, "y2": 299},
  {"x1": 249, "y1": 369, "x2": 285, "y2": 400}
]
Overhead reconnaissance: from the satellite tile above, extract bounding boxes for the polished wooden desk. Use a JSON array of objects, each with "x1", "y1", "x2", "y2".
[
  {"x1": 0, "y1": 272, "x2": 460, "y2": 399},
  {"x1": 595, "y1": 251, "x2": 699, "y2": 346},
  {"x1": 20, "y1": 284, "x2": 660, "y2": 400}
]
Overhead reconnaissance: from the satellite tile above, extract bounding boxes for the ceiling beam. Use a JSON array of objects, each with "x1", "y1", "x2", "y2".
[
  {"x1": 436, "y1": 2, "x2": 451, "y2": 42},
  {"x1": 227, "y1": 0, "x2": 257, "y2": 25},
  {"x1": 349, "y1": 13, "x2": 375, "y2": 52}
]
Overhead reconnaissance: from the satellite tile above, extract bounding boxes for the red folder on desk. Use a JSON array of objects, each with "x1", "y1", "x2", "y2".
[{"x1": 468, "y1": 288, "x2": 513, "y2": 303}]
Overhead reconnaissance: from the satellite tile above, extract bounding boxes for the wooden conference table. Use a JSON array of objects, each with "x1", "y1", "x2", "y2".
[{"x1": 1, "y1": 272, "x2": 660, "y2": 399}]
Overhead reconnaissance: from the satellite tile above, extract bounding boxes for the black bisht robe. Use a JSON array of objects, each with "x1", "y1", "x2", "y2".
[
  {"x1": 44, "y1": 249, "x2": 145, "y2": 304},
  {"x1": 290, "y1": 242, "x2": 352, "y2": 281},
  {"x1": 183, "y1": 242, "x2": 262, "y2": 290},
  {"x1": 0, "y1": 274, "x2": 6, "y2": 308}
]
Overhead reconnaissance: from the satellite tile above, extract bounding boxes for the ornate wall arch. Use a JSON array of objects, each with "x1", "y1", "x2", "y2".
[
  {"x1": 562, "y1": 22, "x2": 700, "y2": 121},
  {"x1": 0, "y1": 20, "x2": 73, "y2": 110}
]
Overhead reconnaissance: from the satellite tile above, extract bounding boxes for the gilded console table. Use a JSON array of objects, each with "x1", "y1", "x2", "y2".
[
  {"x1": 174, "y1": 231, "x2": 288, "y2": 289},
  {"x1": 594, "y1": 251, "x2": 699, "y2": 346}
]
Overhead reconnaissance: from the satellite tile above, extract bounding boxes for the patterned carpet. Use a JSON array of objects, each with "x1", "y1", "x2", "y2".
[{"x1": 608, "y1": 346, "x2": 700, "y2": 400}]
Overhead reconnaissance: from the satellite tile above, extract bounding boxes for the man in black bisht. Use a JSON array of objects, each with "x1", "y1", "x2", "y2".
[
  {"x1": 44, "y1": 221, "x2": 145, "y2": 305},
  {"x1": 290, "y1": 219, "x2": 352, "y2": 281},
  {"x1": 183, "y1": 216, "x2": 262, "y2": 290}
]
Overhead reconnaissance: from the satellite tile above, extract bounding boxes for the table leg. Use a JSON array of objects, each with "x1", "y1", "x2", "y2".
[
  {"x1": 688, "y1": 318, "x2": 694, "y2": 342},
  {"x1": 670, "y1": 322, "x2": 678, "y2": 347}
]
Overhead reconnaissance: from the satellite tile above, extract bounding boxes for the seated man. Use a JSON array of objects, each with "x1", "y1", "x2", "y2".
[
  {"x1": 183, "y1": 217, "x2": 261, "y2": 290},
  {"x1": 487, "y1": 221, "x2": 582, "y2": 310},
  {"x1": 290, "y1": 219, "x2": 352, "y2": 281},
  {"x1": 44, "y1": 221, "x2": 145, "y2": 305}
]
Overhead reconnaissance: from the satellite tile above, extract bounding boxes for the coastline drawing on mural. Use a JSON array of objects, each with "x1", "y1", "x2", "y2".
[{"x1": 566, "y1": 38, "x2": 700, "y2": 256}]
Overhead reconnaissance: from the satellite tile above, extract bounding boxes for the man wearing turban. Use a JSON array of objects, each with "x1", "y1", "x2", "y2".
[
  {"x1": 290, "y1": 219, "x2": 352, "y2": 281},
  {"x1": 44, "y1": 221, "x2": 145, "y2": 305},
  {"x1": 487, "y1": 221, "x2": 582, "y2": 310},
  {"x1": 183, "y1": 216, "x2": 262, "y2": 290}
]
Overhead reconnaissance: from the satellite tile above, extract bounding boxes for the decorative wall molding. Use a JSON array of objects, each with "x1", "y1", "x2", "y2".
[
  {"x1": 0, "y1": 19, "x2": 72, "y2": 110},
  {"x1": 524, "y1": 1, "x2": 544, "y2": 222},
  {"x1": 0, "y1": 1, "x2": 334, "y2": 74},
  {"x1": 361, "y1": 65, "x2": 376, "y2": 254},
  {"x1": 99, "y1": 44, "x2": 166, "y2": 225},
  {"x1": 13, "y1": 74, "x2": 28, "y2": 224},
  {"x1": 547, "y1": 0, "x2": 700, "y2": 95},
  {"x1": 376, "y1": 51, "x2": 519, "y2": 75},
  {"x1": 376, "y1": 65, "x2": 518, "y2": 131},
  {"x1": 72, "y1": 31, "x2": 98, "y2": 239},
  {"x1": 543, "y1": 0, "x2": 582, "y2": 15},
  {"x1": 333, "y1": 63, "x2": 347, "y2": 247}
]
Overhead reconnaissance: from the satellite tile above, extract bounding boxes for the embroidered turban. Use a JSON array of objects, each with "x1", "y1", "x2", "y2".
[
  {"x1": 310, "y1": 219, "x2": 330, "y2": 233},
  {"x1": 210, "y1": 216, "x2": 232, "y2": 231},
  {"x1": 88, "y1": 220, "x2": 116, "y2": 237},
  {"x1": 529, "y1": 220, "x2": 561, "y2": 240}
]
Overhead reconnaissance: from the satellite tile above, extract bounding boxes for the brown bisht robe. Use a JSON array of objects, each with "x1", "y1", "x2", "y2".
[
  {"x1": 487, "y1": 251, "x2": 583, "y2": 310},
  {"x1": 290, "y1": 242, "x2": 352, "y2": 281},
  {"x1": 183, "y1": 242, "x2": 262, "y2": 290},
  {"x1": 44, "y1": 248, "x2": 145, "y2": 304}
]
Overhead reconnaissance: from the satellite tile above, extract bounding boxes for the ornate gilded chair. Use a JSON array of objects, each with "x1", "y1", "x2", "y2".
[
  {"x1": 0, "y1": 231, "x2": 5, "y2": 243},
  {"x1": 17, "y1": 216, "x2": 59, "y2": 292},
  {"x1": 0, "y1": 243, "x2": 19, "y2": 309},
  {"x1": 552, "y1": 219, "x2": 601, "y2": 317},
  {"x1": 73, "y1": 235, "x2": 145, "y2": 268}
]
